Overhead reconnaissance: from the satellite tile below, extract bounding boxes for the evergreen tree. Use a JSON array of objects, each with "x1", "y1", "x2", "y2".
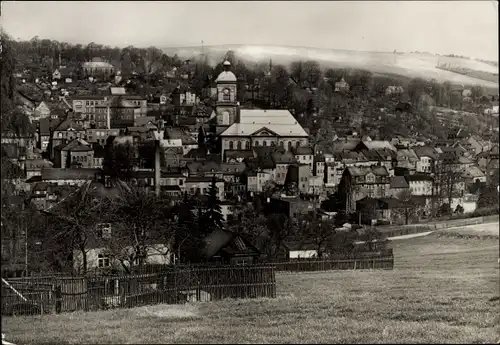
[
  {"x1": 205, "y1": 176, "x2": 224, "y2": 232},
  {"x1": 197, "y1": 126, "x2": 206, "y2": 150},
  {"x1": 174, "y1": 192, "x2": 201, "y2": 263}
]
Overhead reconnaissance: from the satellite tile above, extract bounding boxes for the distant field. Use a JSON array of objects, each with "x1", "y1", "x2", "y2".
[
  {"x1": 164, "y1": 44, "x2": 499, "y2": 90},
  {"x1": 2, "y1": 223, "x2": 499, "y2": 344}
]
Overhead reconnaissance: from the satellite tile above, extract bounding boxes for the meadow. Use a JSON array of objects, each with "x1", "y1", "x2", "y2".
[{"x1": 2, "y1": 224, "x2": 499, "y2": 344}]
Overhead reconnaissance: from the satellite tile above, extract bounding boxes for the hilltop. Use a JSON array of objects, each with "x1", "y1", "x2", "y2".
[{"x1": 162, "y1": 44, "x2": 499, "y2": 92}]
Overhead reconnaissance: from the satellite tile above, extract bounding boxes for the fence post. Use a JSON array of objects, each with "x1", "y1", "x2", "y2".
[
  {"x1": 353, "y1": 260, "x2": 357, "y2": 270},
  {"x1": 55, "y1": 285, "x2": 62, "y2": 314}
]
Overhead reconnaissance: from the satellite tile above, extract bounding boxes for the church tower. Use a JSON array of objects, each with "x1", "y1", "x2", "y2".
[{"x1": 215, "y1": 60, "x2": 238, "y2": 130}]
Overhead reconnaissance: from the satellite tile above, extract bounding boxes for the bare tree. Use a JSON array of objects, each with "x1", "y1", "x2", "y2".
[
  {"x1": 295, "y1": 214, "x2": 336, "y2": 258},
  {"x1": 43, "y1": 182, "x2": 112, "y2": 275},
  {"x1": 266, "y1": 213, "x2": 298, "y2": 260},
  {"x1": 107, "y1": 186, "x2": 177, "y2": 272},
  {"x1": 433, "y1": 155, "x2": 464, "y2": 214},
  {"x1": 395, "y1": 189, "x2": 417, "y2": 225}
]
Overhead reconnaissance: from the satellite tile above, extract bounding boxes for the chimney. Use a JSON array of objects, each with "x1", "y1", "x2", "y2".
[{"x1": 154, "y1": 140, "x2": 161, "y2": 197}]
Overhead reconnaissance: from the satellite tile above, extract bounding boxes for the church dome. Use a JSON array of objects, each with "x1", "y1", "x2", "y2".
[
  {"x1": 216, "y1": 60, "x2": 237, "y2": 83},
  {"x1": 216, "y1": 71, "x2": 237, "y2": 83}
]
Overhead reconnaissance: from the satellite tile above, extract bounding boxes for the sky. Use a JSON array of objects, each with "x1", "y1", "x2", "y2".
[{"x1": 1, "y1": 1, "x2": 498, "y2": 61}]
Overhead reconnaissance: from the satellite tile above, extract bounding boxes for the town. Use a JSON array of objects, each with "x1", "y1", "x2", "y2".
[
  {"x1": 1, "y1": 35, "x2": 499, "y2": 277},
  {"x1": 1, "y1": 1, "x2": 499, "y2": 344}
]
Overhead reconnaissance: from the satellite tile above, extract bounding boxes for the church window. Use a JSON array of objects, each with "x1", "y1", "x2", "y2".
[
  {"x1": 237, "y1": 141, "x2": 242, "y2": 150},
  {"x1": 229, "y1": 141, "x2": 234, "y2": 150}
]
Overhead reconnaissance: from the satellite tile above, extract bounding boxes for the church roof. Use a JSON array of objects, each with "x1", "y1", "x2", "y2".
[
  {"x1": 216, "y1": 71, "x2": 237, "y2": 83},
  {"x1": 220, "y1": 109, "x2": 308, "y2": 137}
]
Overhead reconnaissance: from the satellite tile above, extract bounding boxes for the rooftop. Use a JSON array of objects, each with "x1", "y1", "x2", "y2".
[
  {"x1": 220, "y1": 109, "x2": 308, "y2": 137},
  {"x1": 41, "y1": 168, "x2": 101, "y2": 181}
]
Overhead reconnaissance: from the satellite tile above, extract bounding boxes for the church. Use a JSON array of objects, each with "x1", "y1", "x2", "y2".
[{"x1": 213, "y1": 61, "x2": 309, "y2": 161}]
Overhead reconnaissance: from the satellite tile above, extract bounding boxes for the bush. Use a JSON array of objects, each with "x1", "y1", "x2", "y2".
[{"x1": 471, "y1": 206, "x2": 499, "y2": 217}]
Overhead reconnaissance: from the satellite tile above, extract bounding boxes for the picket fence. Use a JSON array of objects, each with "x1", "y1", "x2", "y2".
[{"x1": 1, "y1": 265, "x2": 276, "y2": 316}]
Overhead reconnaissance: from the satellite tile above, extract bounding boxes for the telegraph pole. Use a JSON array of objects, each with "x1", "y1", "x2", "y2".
[{"x1": 24, "y1": 221, "x2": 28, "y2": 277}]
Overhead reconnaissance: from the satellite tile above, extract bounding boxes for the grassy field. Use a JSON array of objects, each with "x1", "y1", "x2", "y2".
[{"x1": 2, "y1": 225, "x2": 499, "y2": 344}]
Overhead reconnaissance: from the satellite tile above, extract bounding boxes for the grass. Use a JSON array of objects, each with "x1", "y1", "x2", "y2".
[{"x1": 2, "y1": 225, "x2": 499, "y2": 344}]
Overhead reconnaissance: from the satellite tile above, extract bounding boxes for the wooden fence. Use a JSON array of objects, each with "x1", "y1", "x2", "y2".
[
  {"x1": 1, "y1": 265, "x2": 276, "y2": 316},
  {"x1": 272, "y1": 256, "x2": 394, "y2": 273}
]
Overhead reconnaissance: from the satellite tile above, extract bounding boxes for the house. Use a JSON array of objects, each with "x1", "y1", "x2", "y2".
[
  {"x1": 52, "y1": 69, "x2": 62, "y2": 80},
  {"x1": 412, "y1": 146, "x2": 438, "y2": 173},
  {"x1": 59, "y1": 66, "x2": 76, "y2": 83},
  {"x1": 292, "y1": 146, "x2": 314, "y2": 172},
  {"x1": 38, "y1": 117, "x2": 62, "y2": 151},
  {"x1": 54, "y1": 138, "x2": 94, "y2": 168},
  {"x1": 464, "y1": 165, "x2": 487, "y2": 184},
  {"x1": 407, "y1": 174, "x2": 434, "y2": 196},
  {"x1": 272, "y1": 150, "x2": 297, "y2": 185},
  {"x1": 334, "y1": 77, "x2": 350, "y2": 93},
  {"x1": 184, "y1": 176, "x2": 225, "y2": 200},
  {"x1": 476, "y1": 145, "x2": 499, "y2": 183},
  {"x1": 338, "y1": 165, "x2": 391, "y2": 213},
  {"x1": 82, "y1": 58, "x2": 115, "y2": 78},
  {"x1": 354, "y1": 140, "x2": 397, "y2": 153},
  {"x1": 267, "y1": 196, "x2": 317, "y2": 218},
  {"x1": 385, "y1": 86, "x2": 404, "y2": 97},
  {"x1": 356, "y1": 197, "x2": 402, "y2": 224},
  {"x1": 388, "y1": 175, "x2": 409, "y2": 197},
  {"x1": 33, "y1": 101, "x2": 51, "y2": 120},
  {"x1": 483, "y1": 105, "x2": 499, "y2": 116},
  {"x1": 202, "y1": 229, "x2": 260, "y2": 265},
  {"x1": 73, "y1": 240, "x2": 171, "y2": 274},
  {"x1": 467, "y1": 135, "x2": 491, "y2": 155},
  {"x1": 287, "y1": 163, "x2": 312, "y2": 194},
  {"x1": 171, "y1": 86, "x2": 197, "y2": 106},
  {"x1": 50, "y1": 118, "x2": 86, "y2": 159},
  {"x1": 41, "y1": 168, "x2": 101, "y2": 186},
  {"x1": 91, "y1": 143, "x2": 106, "y2": 169},
  {"x1": 110, "y1": 87, "x2": 127, "y2": 96},
  {"x1": 281, "y1": 242, "x2": 318, "y2": 260},
  {"x1": 85, "y1": 128, "x2": 121, "y2": 146},
  {"x1": 163, "y1": 127, "x2": 198, "y2": 155},
  {"x1": 313, "y1": 154, "x2": 326, "y2": 180},
  {"x1": 24, "y1": 159, "x2": 53, "y2": 180},
  {"x1": 396, "y1": 149, "x2": 419, "y2": 173}
]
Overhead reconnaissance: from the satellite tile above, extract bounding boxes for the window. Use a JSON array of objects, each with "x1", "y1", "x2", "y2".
[
  {"x1": 280, "y1": 141, "x2": 284, "y2": 147},
  {"x1": 237, "y1": 141, "x2": 242, "y2": 150},
  {"x1": 229, "y1": 141, "x2": 234, "y2": 150},
  {"x1": 96, "y1": 223, "x2": 112, "y2": 239},
  {"x1": 97, "y1": 254, "x2": 110, "y2": 268},
  {"x1": 179, "y1": 179, "x2": 184, "y2": 186},
  {"x1": 202, "y1": 188, "x2": 207, "y2": 194},
  {"x1": 288, "y1": 141, "x2": 292, "y2": 150},
  {"x1": 263, "y1": 141, "x2": 267, "y2": 146}
]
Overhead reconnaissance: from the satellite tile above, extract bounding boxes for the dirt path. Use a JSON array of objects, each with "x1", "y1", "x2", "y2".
[{"x1": 389, "y1": 221, "x2": 499, "y2": 241}]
